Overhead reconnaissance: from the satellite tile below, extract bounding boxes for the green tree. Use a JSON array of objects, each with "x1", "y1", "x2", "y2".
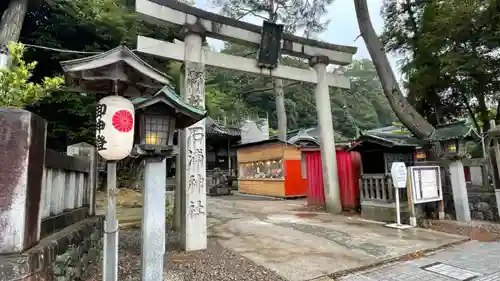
[
  {"x1": 354, "y1": 0, "x2": 435, "y2": 141},
  {"x1": 0, "y1": 42, "x2": 63, "y2": 107},
  {"x1": 207, "y1": 42, "x2": 395, "y2": 137},
  {"x1": 16, "y1": 0, "x2": 177, "y2": 150},
  {"x1": 381, "y1": 0, "x2": 500, "y2": 132},
  {"x1": 211, "y1": 0, "x2": 334, "y2": 141},
  {"x1": 336, "y1": 59, "x2": 396, "y2": 129}
]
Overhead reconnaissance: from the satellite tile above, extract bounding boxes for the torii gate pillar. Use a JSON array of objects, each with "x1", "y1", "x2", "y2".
[
  {"x1": 179, "y1": 25, "x2": 207, "y2": 251},
  {"x1": 135, "y1": 0, "x2": 358, "y2": 249},
  {"x1": 310, "y1": 56, "x2": 341, "y2": 213}
]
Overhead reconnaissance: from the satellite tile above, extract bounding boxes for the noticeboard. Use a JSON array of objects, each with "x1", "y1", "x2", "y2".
[{"x1": 409, "y1": 166, "x2": 442, "y2": 204}]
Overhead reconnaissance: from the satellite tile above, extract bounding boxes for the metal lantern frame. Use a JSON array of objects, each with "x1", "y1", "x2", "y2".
[
  {"x1": 136, "y1": 107, "x2": 176, "y2": 149},
  {"x1": 415, "y1": 148, "x2": 427, "y2": 161},
  {"x1": 440, "y1": 138, "x2": 466, "y2": 159},
  {"x1": 132, "y1": 86, "x2": 206, "y2": 156}
]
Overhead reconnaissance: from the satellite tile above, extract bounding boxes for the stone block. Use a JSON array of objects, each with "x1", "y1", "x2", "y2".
[
  {"x1": 0, "y1": 108, "x2": 46, "y2": 254},
  {"x1": 467, "y1": 191, "x2": 499, "y2": 221},
  {"x1": 361, "y1": 201, "x2": 410, "y2": 223},
  {"x1": 208, "y1": 185, "x2": 232, "y2": 196},
  {"x1": 0, "y1": 216, "x2": 103, "y2": 281}
]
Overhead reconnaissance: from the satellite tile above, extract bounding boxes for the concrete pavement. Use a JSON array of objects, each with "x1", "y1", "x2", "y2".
[
  {"x1": 207, "y1": 195, "x2": 467, "y2": 281},
  {"x1": 339, "y1": 241, "x2": 500, "y2": 281}
]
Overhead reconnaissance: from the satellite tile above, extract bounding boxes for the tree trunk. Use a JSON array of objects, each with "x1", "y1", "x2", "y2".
[
  {"x1": 0, "y1": 0, "x2": 29, "y2": 45},
  {"x1": 477, "y1": 92, "x2": 490, "y2": 133},
  {"x1": 267, "y1": 4, "x2": 287, "y2": 142},
  {"x1": 274, "y1": 78, "x2": 287, "y2": 141},
  {"x1": 353, "y1": 0, "x2": 435, "y2": 140},
  {"x1": 495, "y1": 101, "x2": 500, "y2": 125}
]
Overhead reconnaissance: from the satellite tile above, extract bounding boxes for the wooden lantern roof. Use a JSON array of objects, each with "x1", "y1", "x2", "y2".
[
  {"x1": 60, "y1": 46, "x2": 170, "y2": 97},
  {"x1": 131, "y1": 86, "x2": 206, "y2": 129}
]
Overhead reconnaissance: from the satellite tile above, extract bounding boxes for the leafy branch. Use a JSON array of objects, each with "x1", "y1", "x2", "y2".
[{"x1": 0, "y1": 43, "x2": 63, "y2": 108}]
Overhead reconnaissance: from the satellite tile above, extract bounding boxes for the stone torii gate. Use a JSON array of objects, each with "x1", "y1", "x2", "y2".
[{"x1": 136, "y1": 0, "x2": 357, "y2": 251}]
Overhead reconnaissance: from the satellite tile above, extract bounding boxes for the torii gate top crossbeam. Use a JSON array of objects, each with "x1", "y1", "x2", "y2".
[
  {"x1": 137, "y1": 0, "x2": 357, "y2": 65},
  {"x1": 137, "y1": 36, "x2": 351, "y2": 88}
]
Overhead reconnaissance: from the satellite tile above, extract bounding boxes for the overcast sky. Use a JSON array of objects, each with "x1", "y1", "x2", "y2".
[{"x1": 195, "y1": 0, "x2": 403, "y2": 79}]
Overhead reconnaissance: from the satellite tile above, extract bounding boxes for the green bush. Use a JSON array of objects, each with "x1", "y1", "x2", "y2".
[{"x1": 0, "y1": 43, "x2": 63, "y2": 108}]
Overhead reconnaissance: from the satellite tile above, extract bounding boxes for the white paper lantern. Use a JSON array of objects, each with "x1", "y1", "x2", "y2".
[{"x1": 96, "y1": 96, "x2": 135, "y2": 160}]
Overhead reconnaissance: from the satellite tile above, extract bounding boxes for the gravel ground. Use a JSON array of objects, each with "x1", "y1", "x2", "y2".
[
  {"x1": 423, "y1": 219, "x2": 500, "y2": 242},
  {"x1": 88, "y1": 229, "x2": 287, "y2": 281}
]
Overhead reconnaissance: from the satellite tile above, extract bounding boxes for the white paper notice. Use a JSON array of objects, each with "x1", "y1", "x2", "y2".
[{"x1": 420, "y1": 169, "x2": 438, "y2": 199}]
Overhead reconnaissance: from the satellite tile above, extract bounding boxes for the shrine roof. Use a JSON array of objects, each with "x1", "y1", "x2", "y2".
[
  {"x1": 285, "y1": 127, "x2": 350, "y2": 144},
  {"x1": 429, "y1": 121, "x2": 479, "y2": 141},
  {"x1": 360, "y1": 132, "x2": 426, "y2": 148},
  {"x1": 233, "y1": 138, "x2": 296, "y2": 149},
  {"x1": 351, "y1": 121, "x2": 478, "y2": 149},
  {"x1": 205, "y1": 117, "x2": 241, "y2": 137}
]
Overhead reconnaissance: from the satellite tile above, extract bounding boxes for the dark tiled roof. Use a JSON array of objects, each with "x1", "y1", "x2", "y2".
[
  {"x1": 361, "y1": 128, "x2": 427, "y2": 148},
  {"x1": 205, "y1": 117, "x2": 241, "y2": 137},
  {"x1": 354, "y1": 121, "x2": 478, "y2": 148},
  {"x1": 430, "y1": 121, "x2": 478, "y2": 141},
  {"x1": 284, "y1": 126, "x2": 349, "y2": 143},
  {"x1": 233, "y1": 138, "x2": 296, "y2": 148}
]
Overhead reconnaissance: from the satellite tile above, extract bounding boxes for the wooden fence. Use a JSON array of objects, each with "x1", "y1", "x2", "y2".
[
  {"x1": 359, "y1": 173, "x2": 408, "y2": 203},
  {"x1": 38, "y1": 144, "x2": 97, "y2": 239}
]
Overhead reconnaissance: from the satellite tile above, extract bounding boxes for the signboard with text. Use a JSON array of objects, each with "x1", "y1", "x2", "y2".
[
  {"x1": 409, "y1": 166, "x2": 442, "y2": 204},
  {"x1": 390, "y1": 162, "x2": 407, "y2": 188}
]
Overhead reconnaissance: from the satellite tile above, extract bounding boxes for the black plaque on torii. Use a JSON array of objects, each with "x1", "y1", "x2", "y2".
[{"x1": 257, "y1": 21, "x2": 284, "y2": 70}]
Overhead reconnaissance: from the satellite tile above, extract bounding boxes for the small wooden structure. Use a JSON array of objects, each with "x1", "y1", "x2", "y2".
[
  {"x1": 349, "y1": 125, "x2": 427, "y2": 221},
  {"x1": 206, "y1": 117, "x2": 241, "y2": 175},
  {"x1": 236, "y1": 139, "x2": 306, "y2": 198},
  {"x1": 349, "y1": 122, "x2": 480, "y2": 222}
]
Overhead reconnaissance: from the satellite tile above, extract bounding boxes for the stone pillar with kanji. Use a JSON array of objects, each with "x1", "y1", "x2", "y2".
[{"x1": 179, "y1": 23, "x2": 208, "y2": 251}]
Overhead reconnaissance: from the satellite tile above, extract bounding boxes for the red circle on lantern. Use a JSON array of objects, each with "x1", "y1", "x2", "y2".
[{"x1": 112, "y1": 110, "x2": 134, "y2": 133}]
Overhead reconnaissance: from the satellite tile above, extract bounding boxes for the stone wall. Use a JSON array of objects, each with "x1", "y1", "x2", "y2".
[
  {"x1": 442, "y1": 188, "x2": 499, "y2": 222},
  {"x1": 468, "y1": 190, "x2": 499, "y2": 221},
  {"x1": 0, "y1": 216, "x2": 103, "y2": 281}
]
